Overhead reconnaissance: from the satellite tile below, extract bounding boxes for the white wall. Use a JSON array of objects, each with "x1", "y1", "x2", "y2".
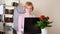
[
  {"x1": 20, "y1": 0, "x2": 60, "y2": 34},
  {"x1": 4, "y1": 0, "x2": 19, "y2": 6},
  {"x1": 0, "y1": 0, "x2": 5, "y2": 4},
  {"x1": 0, "y1": 5, "x2": 4, "y2": 14}
]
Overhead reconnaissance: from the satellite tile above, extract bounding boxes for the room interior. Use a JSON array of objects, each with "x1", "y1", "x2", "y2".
[{"x1": 0, "y1": 0, "x2": 60, "y2": 34}]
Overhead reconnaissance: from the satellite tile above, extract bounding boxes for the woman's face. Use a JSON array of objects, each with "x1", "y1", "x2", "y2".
[{"x1": 25, "y1": 6, "x2": 32, "y2": 13}]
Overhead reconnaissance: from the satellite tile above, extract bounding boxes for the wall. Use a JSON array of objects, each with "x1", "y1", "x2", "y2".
[{"x1": 20, "y1": 0, "x2": 60, "y2": 34}]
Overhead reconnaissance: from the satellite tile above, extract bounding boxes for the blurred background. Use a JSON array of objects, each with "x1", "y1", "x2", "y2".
[{"x1": 0, "y1": 0, "x2": 60, "y2": 34}]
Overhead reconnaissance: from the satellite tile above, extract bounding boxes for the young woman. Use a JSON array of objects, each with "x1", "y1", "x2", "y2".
[{"x1": 17, "y1": 2, "x2": 35, "y2": 34}]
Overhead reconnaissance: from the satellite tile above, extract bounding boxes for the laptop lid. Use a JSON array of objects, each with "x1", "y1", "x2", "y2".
[{"x1": 24, "y1": 17, "x2": 41, "y2": 33}]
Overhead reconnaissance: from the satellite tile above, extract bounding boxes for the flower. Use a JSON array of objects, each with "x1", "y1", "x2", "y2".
[
  {"x1": 46, "y1": 16, "x2": 49, "y2": 20},
  {"x1": 39, "y1": 15, "x2": 45, "y2": 20},
  {"x1": 36, "y1": 15, "x2": 52, "y2": 29}
]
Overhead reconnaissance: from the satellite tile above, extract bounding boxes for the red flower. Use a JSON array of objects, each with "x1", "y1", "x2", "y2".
[
  {"x1": 39, "y1": 15, "x2": 45, "y2": 20},
  {"x1": 46, "y1": 16, "x2": 49, "y2": 20}
]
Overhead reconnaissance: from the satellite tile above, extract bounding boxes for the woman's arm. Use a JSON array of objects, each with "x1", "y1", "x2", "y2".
[{"x1": 17, "y1": 14, "x2": 24, "y2": 34}]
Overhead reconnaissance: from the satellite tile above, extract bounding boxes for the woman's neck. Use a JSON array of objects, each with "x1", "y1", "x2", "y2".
[{"x1": 25, "y1": 13, "x2": 32, "y2": 15}]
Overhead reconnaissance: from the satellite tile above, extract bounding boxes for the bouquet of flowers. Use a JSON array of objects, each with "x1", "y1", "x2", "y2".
[{"x1": 36, "y1": 15, "x2": 53, "y2": 29}]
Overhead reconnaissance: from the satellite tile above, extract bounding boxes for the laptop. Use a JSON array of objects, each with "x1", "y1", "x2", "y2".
[{"x1": 24, "y1": 17, "x2": 41, "y2": 34}]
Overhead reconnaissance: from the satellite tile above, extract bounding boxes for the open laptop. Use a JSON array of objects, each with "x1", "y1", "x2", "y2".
[{"x1": 24, "y1": 17, "x2": 41, "y2": 34}]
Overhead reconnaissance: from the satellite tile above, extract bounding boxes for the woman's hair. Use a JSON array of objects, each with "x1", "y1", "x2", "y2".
[{"x1": 24, "y1": 2, "x2": 34, "y2": 11}]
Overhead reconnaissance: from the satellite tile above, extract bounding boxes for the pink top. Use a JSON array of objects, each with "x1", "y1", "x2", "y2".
[{"x1": 18, "y1": 13, "x2": 35, "y2": 33}]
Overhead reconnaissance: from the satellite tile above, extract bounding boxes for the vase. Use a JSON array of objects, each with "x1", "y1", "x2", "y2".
[{"x1": 41, "y1": 28, "x2": 48, "y2": 34}]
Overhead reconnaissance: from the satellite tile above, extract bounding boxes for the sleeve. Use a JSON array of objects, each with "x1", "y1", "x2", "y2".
[{"x1": 17, "y1": 14, "x2": 24, "y2": 34}]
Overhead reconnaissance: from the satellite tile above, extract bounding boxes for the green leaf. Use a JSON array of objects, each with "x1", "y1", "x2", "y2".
[
  {"x1": 47, "y1": 25, "x2": 52, "y2": 27},
  {"x1": 35, "y1": 19, "x2": 52, "y2": 29}
]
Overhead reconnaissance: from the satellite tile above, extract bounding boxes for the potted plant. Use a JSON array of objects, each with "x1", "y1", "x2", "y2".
[{"x1": 35, "y1": 15, "x2": 53, "y2": 34}]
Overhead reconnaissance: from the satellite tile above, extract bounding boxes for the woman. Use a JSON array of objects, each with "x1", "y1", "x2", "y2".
[{"x1": 17, "y1": 2, "x2": 35, "y2": 34}]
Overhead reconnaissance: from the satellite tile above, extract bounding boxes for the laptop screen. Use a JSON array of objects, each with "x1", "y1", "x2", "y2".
[{"x1": 24, "y1": 17, "x2": 41, "y2": 33}]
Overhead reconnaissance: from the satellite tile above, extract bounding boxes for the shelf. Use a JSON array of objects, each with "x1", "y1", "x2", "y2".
[
  {"x1": 5, "y1": 23, "x2": 14, "y2": 28},
  {"x1": 5, "y1": 5, "x2": 15, "y2": 9},
  {"x1": 4, "y1": 17, "x2": 13, "y2": 23},
  {"x1": 4, "y1": 14, "x2": 13, "y2": 18},
  {"x1": 5, "y1": 23, "x2": 13, "y2": 26}
]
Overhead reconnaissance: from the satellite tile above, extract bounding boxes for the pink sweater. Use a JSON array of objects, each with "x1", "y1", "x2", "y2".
[{"x1": 18, "y1": 13, "x2": 35, "y2": 34}]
